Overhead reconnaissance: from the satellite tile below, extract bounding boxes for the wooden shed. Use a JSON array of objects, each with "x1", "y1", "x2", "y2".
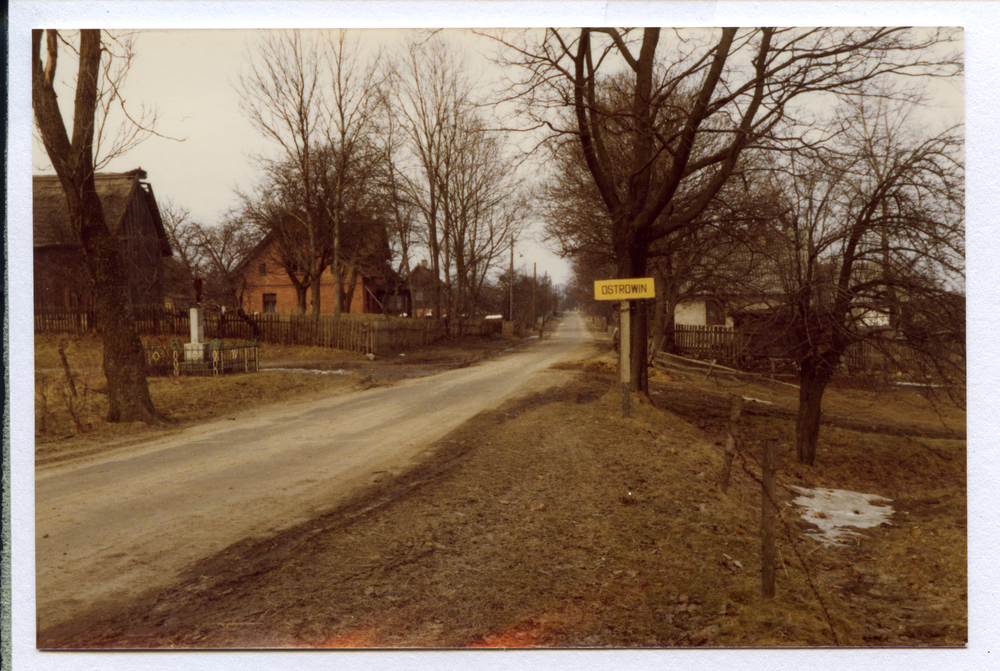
[{"x1": 33, "y1": 169, "x2": 172, "y2": 309}]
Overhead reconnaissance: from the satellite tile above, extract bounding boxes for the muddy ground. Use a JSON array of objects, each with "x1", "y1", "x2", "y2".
[{"x1": 36, "y1": 327, "x2": 967, "y2": 649}]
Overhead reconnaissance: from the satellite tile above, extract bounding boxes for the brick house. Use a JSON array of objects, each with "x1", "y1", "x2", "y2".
[
  {"x1": 237, "y1": 233, "x2": 408, "y2": 315},
  {"x1": 33, "y1": 169, "x2": 172, "y2": 308}
]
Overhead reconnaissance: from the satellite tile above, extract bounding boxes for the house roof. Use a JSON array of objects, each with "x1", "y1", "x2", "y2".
[
  {"x1": 33, "y1": 169, "x2": 171, "y2": 256},
  {"x1": 236, "y1": 229, "x2": 401, "y2": 286}
]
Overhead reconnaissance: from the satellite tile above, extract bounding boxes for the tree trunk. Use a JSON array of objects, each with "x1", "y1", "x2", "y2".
[
  {"x1": 795, "y1": 359, "x2": 832, "y2": 466},
  {"x1": 617, "y1": 235, "x2": 650, "y2": 395},
  {"x1": 294, "y1": 283, "x2": 308, "y2": 314},
  {"x1": 32, "y1": 29, "x2": 165, "y2": 425},
  {"x1": 310, "y1": 260, "x2": 323, "y2": 319},
  {"x1": 344, "y1": 268, "x2": 359, "y2": 313},
  {"x1": 634, "y1": 298, "x2": 648, "y2": 393},
  {"x1": 80, "y1": 171, "x2": 164, "y2": 423}
]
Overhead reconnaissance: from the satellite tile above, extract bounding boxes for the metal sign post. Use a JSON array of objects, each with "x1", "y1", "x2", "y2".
[{"x1": 594, "y1": 278, "x2": 655, "y2": 418}]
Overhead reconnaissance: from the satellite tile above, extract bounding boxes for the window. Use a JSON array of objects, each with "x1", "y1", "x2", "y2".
[
  {"x1": 259, "y1": 263, "x2": 267, "y2": 276},
  {"x1": 707, "y1": 301, "x2": 726, "y2": 326},
  {"x1": 263, "y1": 294, "x2": 277, "y2": 314}
]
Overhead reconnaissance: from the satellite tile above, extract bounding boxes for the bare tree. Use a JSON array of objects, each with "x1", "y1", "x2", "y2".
[
  {"x1": 386, "y1": 35, "x2": 473, "y2": 323},
  {"x1": 195, "y1": 215, "x2": 260, "y2": 308},
  {"x1": 539, "y1": 122, "x2": 779, "y2": 360},
  {"x1": 489, "y1": 27, "x2": 962, "y2": 395},
  {"x1": 387, "y1": 34, "x2": 529, "y2": 329},
  {"x1": 160, "y1": 200, "x2": 206, "y2": 280},
  {"x1": 32, "y1": 29, "x2": 167, "y2": 424},
  {"x1": 322, "y1": 30, "x2": 383, "y2": 317},
  {"x1": 763, "y1": 100, "x2": 964, "y2": 465},
  {"x1": 440, "y1": 114, "x2": 529, "y2": 324},
  {"x1": 236, "y1": 29, "x2": 331, "y2": 317},
  {"x1": 378, "y1": 91, "x2": 425, "y2": 316}
]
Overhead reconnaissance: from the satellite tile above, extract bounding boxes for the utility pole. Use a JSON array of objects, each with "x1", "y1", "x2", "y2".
[
  {"x1": 544, "y1": 272, "x2": 549, "y2": 316},
  {"x1": 509, "y1": 235, "x2": 514, "y2": 322},
  {"x1": 532, "y1": 262, "x2": 536, "y2": 330}
]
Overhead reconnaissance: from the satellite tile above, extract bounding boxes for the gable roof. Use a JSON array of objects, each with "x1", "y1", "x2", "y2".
[{"x1": 33, "y1": 169, "x2": 171, "y2": 256}]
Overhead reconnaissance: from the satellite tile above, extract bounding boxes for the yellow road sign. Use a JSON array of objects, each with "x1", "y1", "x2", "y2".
[{"x1": 594, "y1": 277, "x2": 656, "y2": 300}]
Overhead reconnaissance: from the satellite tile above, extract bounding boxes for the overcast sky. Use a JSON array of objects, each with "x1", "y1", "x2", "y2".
[
  {"x1": 23, "y1": 25, "x2": 964, "y2": 289},
  {"x1": 8, "y1": 4, "x2": 999, "y2": 671},
  {"x1": 28, "y1": 28, "x2": 577, "y2": 283}
]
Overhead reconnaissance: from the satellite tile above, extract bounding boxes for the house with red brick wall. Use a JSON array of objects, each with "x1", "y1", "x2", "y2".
[
  {"x1": 237, "y1": 233, "x2": 408, "y2": 315},
  {"x1": 33, "y1": 169, "x2": 172, "y2": 308}
]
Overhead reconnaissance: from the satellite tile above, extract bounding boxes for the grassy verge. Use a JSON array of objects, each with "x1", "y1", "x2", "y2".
[{"x1": 34, "y1": 333, "x2": 367, "y2": 458}]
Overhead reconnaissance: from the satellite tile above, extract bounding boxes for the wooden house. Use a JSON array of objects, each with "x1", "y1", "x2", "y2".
[
  {"x1": 33, "y1": 169, "x2": 172, "y2": 309},
  {"x1": 407, "y1": 261, "x2": 443, "y2": 318}
]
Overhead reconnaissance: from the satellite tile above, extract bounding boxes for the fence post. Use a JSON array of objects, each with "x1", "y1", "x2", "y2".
[
  {"x1": 762, "y1": 437, "x2": 778, "y2": 599},
  {"x1": 211, "y1": 339, "x2": 221, "y2": 376},
  {"x1": 718, "y1": 394, "x2": 743, "y2": 494}
]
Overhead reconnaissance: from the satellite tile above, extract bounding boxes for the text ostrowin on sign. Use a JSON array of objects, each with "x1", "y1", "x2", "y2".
[{"x1": 593, "y1": 278, "x2": 655, "y2": 300}]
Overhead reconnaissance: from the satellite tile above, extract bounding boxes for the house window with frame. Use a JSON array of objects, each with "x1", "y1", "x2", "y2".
[
  {"x1": 263, "y1": 293, "x2": 277, "y2": 314},
  {"x1": 259, "y1": 263, "x2": 267, "y2": 276}
]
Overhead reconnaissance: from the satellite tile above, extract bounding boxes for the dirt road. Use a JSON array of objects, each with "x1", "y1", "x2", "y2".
[{"x1": 35, "y1": 313, "x2": 598, "y2": 635}]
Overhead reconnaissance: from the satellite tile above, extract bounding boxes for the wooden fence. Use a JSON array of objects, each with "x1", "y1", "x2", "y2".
[
  {"x1": 669, "y1": 325, "x2": 740, "y2": 364},
  {"x1": 38, "y1": 306, "x2": 500, "y2": 356},
  {"x1": 841, "y1": 338, "x2": 952, "y2": 376},
  {"x1": 35, "y1": 305, "x2": 191, "y2": 337}
]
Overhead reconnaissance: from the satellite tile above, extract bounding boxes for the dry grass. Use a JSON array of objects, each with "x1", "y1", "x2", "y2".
[{"x1": 34, "y1": 333, "x2": 367, "y2": 458}]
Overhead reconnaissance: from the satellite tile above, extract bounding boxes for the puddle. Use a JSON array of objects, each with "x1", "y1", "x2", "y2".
[{"x1": 789, "y1": 486, "x2": 894, "y2": 546}]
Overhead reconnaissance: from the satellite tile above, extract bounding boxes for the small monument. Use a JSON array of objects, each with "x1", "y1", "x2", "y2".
[{"x1": 184, "y1": 277, "x2": 209, "y2": 363}]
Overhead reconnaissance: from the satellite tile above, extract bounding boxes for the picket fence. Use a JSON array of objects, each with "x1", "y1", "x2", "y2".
[
  {"x1": 669, "y1": 325, "x2": 740, "y2": 363},
  {"x1": 36, "y1": 306, "x2": 500, "y2": 356}
]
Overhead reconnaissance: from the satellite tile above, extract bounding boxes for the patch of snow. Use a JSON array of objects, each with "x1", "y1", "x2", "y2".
[{"x1": 789, "y1": 486, "x2": 893, "y2": 547}]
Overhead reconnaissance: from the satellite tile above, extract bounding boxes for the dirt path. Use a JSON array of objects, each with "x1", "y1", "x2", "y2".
[{"x1": 35, "y1": 314, "x2": 598, "y2": 639}]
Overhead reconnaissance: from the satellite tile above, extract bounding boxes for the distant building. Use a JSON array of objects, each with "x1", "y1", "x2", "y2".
[
  {"x1": 407, "y1": 260, "x2": 442, "y2": 318},
  {"x1": 33, "y1": 169, "x2": 172, "y2": 309},
  {"x1": 237, "y1": 233, "x2": 408, "y2": 315}
]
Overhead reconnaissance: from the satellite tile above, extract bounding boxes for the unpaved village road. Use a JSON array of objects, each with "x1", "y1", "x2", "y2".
[{"x1": 36, "y1": 314, "x2": 598, "y2": 635}]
